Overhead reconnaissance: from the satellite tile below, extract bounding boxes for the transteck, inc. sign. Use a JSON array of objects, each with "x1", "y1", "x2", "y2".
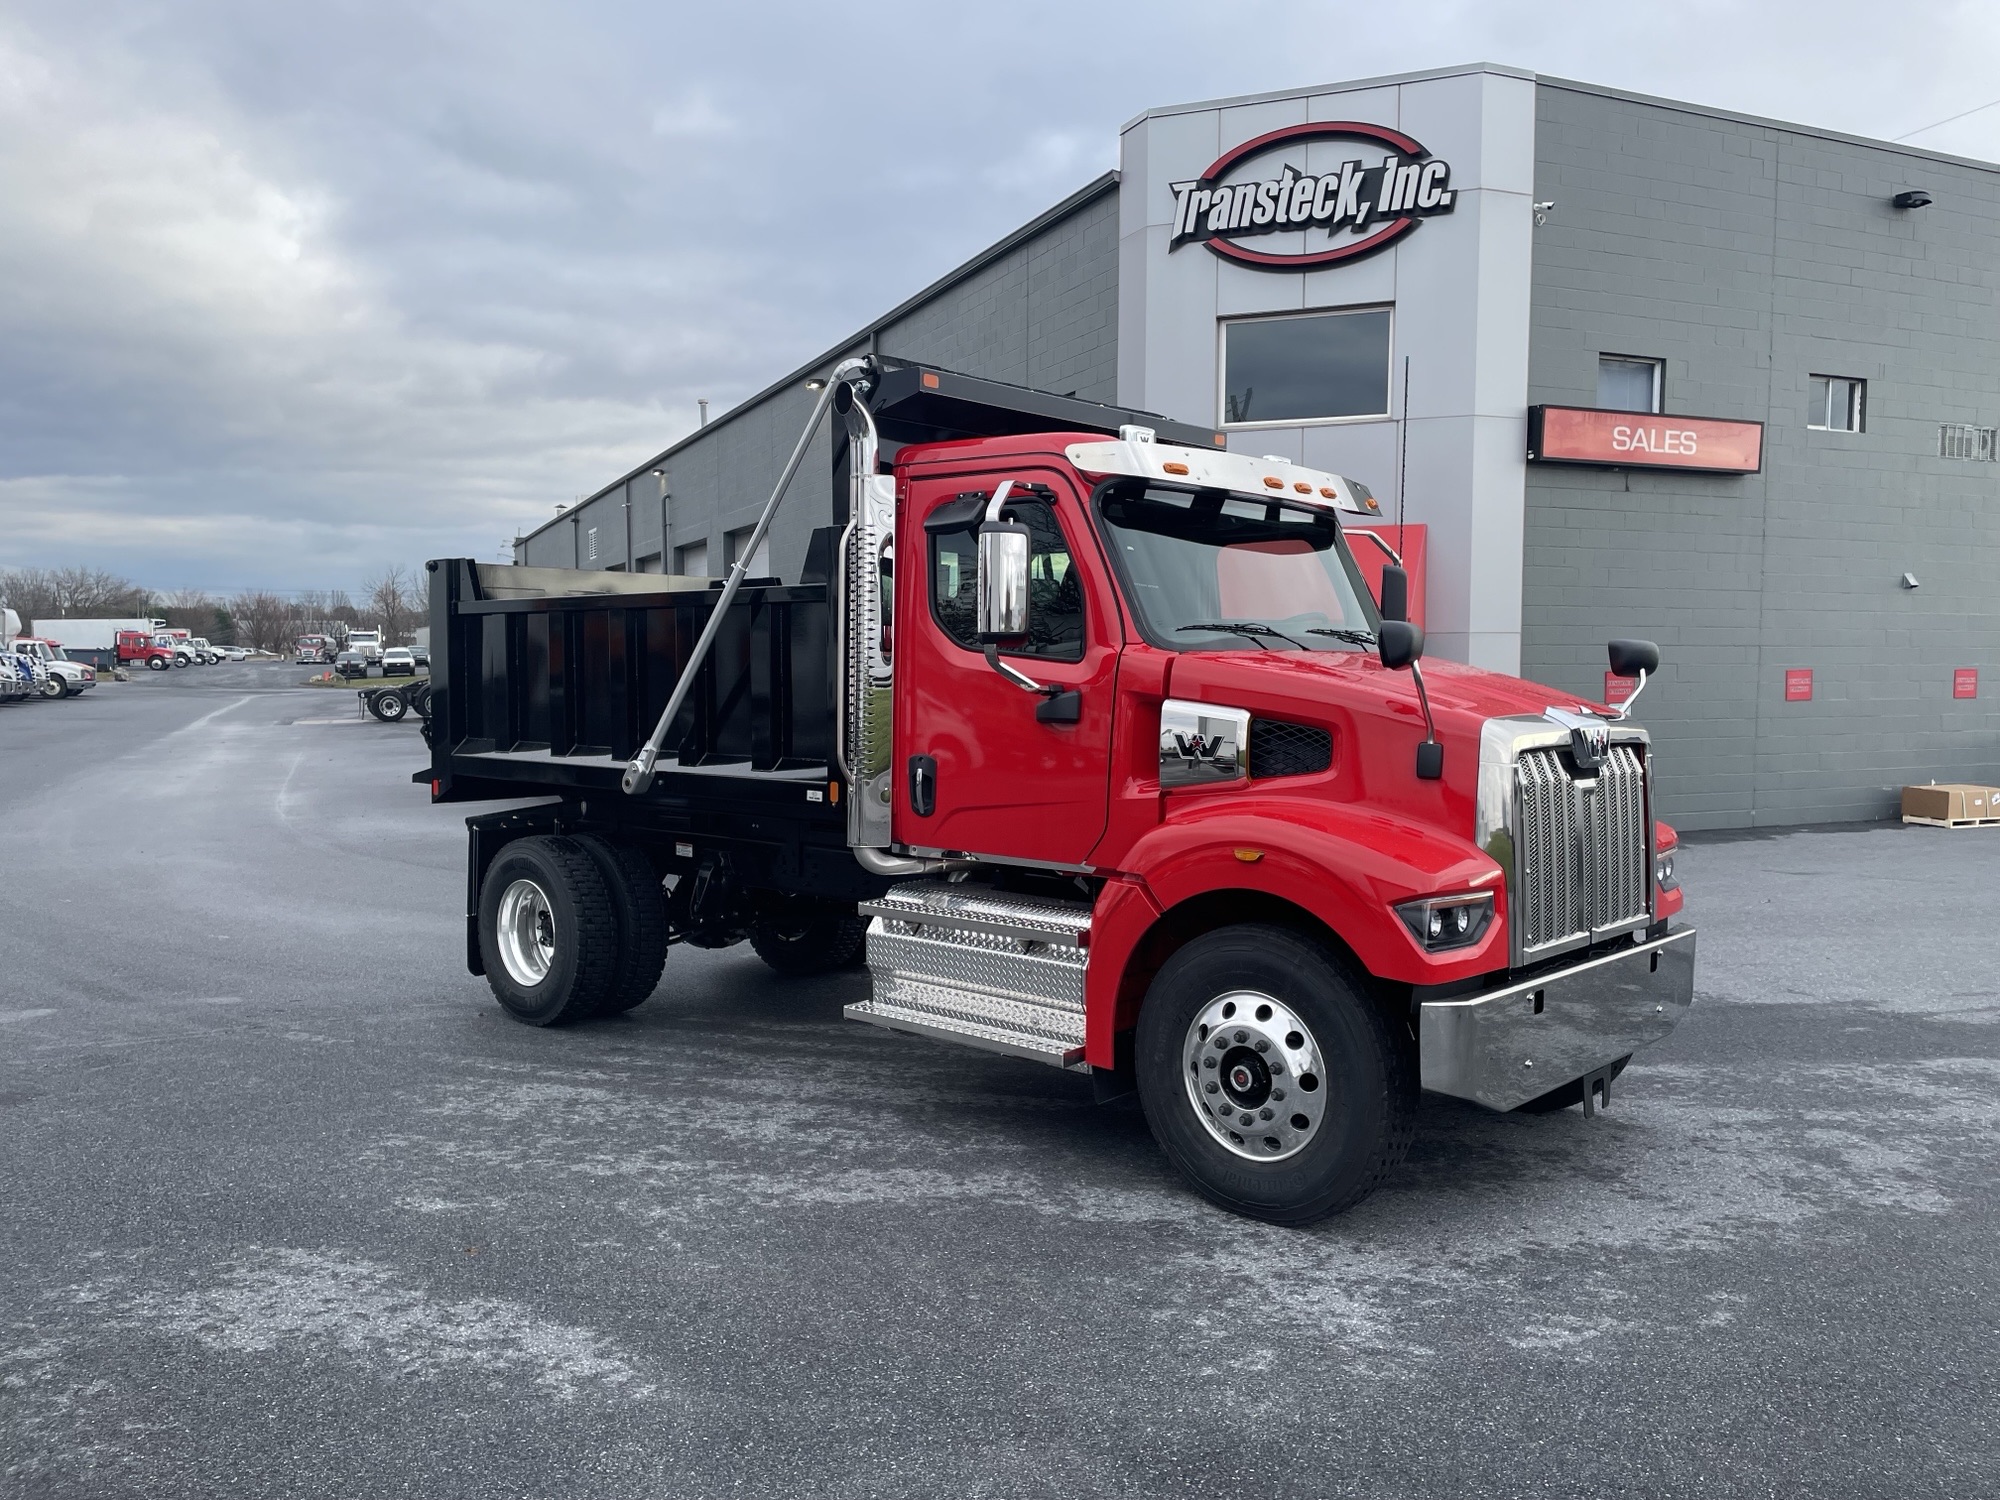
[{"x1": 1169, "y1": 121, "x2": 1458, "y2": 271}]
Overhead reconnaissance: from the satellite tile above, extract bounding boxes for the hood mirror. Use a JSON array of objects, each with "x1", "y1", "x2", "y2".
[
  {"x1": 1377, "y1": 622, "x2": 1443, "y2": 780},
  {"x1": 1604, "y1": 638, "x2": 1661, "y2": 720}
]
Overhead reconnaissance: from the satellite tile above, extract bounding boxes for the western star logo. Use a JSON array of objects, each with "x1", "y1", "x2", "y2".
[{"x1": 1169, "y1": 121, "x2": 1457, "y2": 271}]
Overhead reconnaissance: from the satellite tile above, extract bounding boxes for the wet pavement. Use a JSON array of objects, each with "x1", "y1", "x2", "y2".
[{"x1": 3, "y1": 667, "x2": 1996, "y2": 1497}]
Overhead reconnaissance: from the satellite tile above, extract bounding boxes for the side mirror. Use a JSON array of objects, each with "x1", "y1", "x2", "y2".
[
  {"x1": 1378, "y1": 564, "x2": 1409, "y2": 624},
  {"x1": 1378, "y1": 619, "x2": 1425, "y2": 671},
  {"x1": 977, "y1": 522, "x2": 1032, "y2": 641},
  {"x1": 1608, "y1": 638, "x2": 1660, "y2": 677}
]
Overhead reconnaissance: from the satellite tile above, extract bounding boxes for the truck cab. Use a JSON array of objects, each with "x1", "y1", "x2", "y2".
[
  {"x1": 118, "y1": 631, "x2": 177, "y2": 671},
  {"x1": 346, "y1": 629, "x2": 383, "y2": 663},
  {"x1": 424, "y1": 358, "x2": 1693, "y2": 1225}
]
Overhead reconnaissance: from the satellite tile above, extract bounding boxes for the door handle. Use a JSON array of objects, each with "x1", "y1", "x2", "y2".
[{"x1": 908, "y1": 754, "x2": 937, "y2": 816}]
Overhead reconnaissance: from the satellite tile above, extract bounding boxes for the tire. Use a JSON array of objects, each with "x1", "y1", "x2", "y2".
[
  {"x1": 477, "y1": 835, "x2": 619, "y2": 1025},
  {"x1": 748, "y1": 894, "x2": 868, "y2": 976},
  {"x1": 1516, "y1": 1056, "x2": 1630, "y2": 1114},
  {"x1": 1135, "y1": 924, "x2": 1416, "y2": 1226},
  {"x1": 574, "y1": 835, "x2": 668, "y2": 1014},
  {"x1": 40, "y1": 677, "x2": 66, "y2": 699},
  {"x1": 369, "y1": 691, "x2": 407, "y2": 722},
  {"x1": 147, "y1": 657, "x2": 169, "y2": 672}
]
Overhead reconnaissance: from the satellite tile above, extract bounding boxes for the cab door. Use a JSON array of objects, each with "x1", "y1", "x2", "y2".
[{"x1": 892, "y1": 469, "x2": 1121, "y2": 866}]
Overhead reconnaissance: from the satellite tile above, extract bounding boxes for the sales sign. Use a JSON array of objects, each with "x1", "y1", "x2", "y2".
[
  {"x1": 1785, "y1": 669, "x2": 1814, "y2": 702},
  {"x1": 1169, "y1": 122, "x2": 1458, "y2": 271},
  {"x1": 1528, "y1": 406, "x2": 1764, "y2": 474},
  {"x1": 1953, "y1": 668, "x2": 1979, "y2": 699}
]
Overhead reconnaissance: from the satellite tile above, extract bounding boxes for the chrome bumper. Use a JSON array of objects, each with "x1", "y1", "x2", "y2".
[{"x1": 1419, "y1": 928, "x2": 1696, "y2": 1111}]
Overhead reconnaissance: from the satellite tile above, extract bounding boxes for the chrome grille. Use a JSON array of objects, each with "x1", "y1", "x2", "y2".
[{"x1": 1514, "y1": 744, "x2": 1650, "y2": 958}]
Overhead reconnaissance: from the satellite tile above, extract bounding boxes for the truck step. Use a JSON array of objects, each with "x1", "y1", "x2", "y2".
[{"x1": 846, "y1": 879, "x2": 1092, "y2": 1070}]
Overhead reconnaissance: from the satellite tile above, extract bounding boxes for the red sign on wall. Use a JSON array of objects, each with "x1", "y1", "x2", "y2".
[
  {"x1": 1784, "y1": 669, "x2": 1814, "y2": 702},
  {"x1": 1604, "y1": 673, "x2": 1638, "y2": 706},
  {"x1": 1528, "y1": 406, "x2": 1764, "y2": 474},
  {"x1": 1954, "y1": 668, "x2": 1979, "y2": 700}
]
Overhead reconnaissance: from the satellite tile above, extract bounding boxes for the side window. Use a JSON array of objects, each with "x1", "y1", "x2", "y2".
[{"x1": 929, "y1": 499, "x2": 1084, "y2": 661}]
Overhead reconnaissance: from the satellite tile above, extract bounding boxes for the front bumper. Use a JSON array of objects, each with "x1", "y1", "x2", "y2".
[{"x1": 1419, "y1": 928, "x2": 1696, "y2": 1111}]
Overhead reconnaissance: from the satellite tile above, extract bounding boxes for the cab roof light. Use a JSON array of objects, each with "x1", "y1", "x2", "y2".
[
  {"x1": 1319, "y1": 486, "x2": 1339, "y2": 499},
  {"x1": 1263, "y1": 476, "x2": 1285, "y2": 489},
  {"x1": 1162, "y1": 461, "x2": 1190, "y2": 476},
  {"x1": 1293, "y1": 481, "x2": 1312, "y2": 494}
]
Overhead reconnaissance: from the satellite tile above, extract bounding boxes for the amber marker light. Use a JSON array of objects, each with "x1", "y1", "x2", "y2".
[
  {"x1": 828, "y1": 781, "x2": 841, "y2": 804},
  {"x1": 1233, "y1": 848, "x2": 1264, "y2": 862},
  {"x1": 1318, "y1": 486, "x2": 1339, "y2": 499},
  {"x1": 1162, "y1": 461, "x2": 1190, "y2": 475},
  {"x1": 921, "y1": 371, "x2": 940, "y2": 389},
  {"x1": 1294, "y1": 481, "x2": 1312, "y2": 494},
  {"x1": 1263, "y1": 476, "x2": 1284, "y2": 489}
]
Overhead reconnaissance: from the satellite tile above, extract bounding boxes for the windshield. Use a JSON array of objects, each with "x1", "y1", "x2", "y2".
[{"x1": 1096, "y1": 482, "x2": 1381, "y2": 652}]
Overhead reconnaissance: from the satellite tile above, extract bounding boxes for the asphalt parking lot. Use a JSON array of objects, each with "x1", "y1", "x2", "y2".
[{"x1": 3, "y1": 668, "x2": 1997, "y2": 1498}]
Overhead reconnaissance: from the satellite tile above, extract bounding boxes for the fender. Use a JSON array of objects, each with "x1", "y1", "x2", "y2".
[{"x1": 1085, "y1": 796, "x2": 1506, "y2": 1066}]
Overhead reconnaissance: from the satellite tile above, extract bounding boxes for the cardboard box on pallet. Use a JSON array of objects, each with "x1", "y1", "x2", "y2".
[{"x1": 1902, "y1": 783, "x2": 1998, "y2": 823}]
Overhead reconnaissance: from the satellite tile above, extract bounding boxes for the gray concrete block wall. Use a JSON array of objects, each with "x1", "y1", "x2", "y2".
[
  {"x1": 516, "y1": 185, "x2": 1119, "y2": 586},
  {"x1": 1524, "y1": 82, "x2": 2000, "y2": 829}
]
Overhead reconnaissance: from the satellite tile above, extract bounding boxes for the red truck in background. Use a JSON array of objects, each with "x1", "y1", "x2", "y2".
[{"x1": 422, "y1": 359, "x2": 1694, "y2": 1225}]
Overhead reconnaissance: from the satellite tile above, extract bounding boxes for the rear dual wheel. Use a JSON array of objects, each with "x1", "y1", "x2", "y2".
[
  {"x1": 478, "y1": 833, "x2": 666, "y2": 1026},
  {"x1": 1136, "y1": 925, "x2": 1416, "y2": 1226}
]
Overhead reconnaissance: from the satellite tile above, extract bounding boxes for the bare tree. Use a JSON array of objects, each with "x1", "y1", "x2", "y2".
[
  {"x1": 0, "y1": 566, "x2": 148, "y2": 631},
  {"x1": 227, "y1": 591, "x2": 291, "y2": 653},
  {"x1": 365, "y1": 566, "x2": 419, "y2": 646}
]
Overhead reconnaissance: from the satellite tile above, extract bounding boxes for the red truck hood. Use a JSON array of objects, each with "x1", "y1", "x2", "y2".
[
  {"x1": 1161, "y1": 647, "x2": 1612, "y2": 848},
  {"x1": 1168, "y1": 647, "x2": 1600, "y2": 727}
]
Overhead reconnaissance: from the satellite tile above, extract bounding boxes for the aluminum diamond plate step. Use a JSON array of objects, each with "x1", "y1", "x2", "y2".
[{"x1": 850, "y1": 879, "x2": 1092, "y2": 1070}]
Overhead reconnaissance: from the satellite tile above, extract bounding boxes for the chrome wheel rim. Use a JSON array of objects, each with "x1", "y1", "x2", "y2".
[
  {"x1": 1181, "y1": 991, "x2": 1327, "y2": 1162},
  {"x1": 496, "y1": 878, "x2": 556, "y2": 987}
]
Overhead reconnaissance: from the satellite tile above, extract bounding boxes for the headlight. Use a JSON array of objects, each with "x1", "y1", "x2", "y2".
[
  {"x1": 1655, "y1": 850, "x2": 1680, "y2": 893},
  {"x1": 1395, "y1": 892, "x2": 1495, "y2": 952}
]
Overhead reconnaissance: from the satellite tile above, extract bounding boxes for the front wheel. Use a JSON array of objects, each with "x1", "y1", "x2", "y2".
[
  {"x1": 40, "y1": 677, "x2": 66, "y2": 699},
  {"x1": 147, "y1": 657, "x2": 169, "y2": 672},
  {"x1": 1135, "y1": 925, "x2": 1416, "y2": 1226}
]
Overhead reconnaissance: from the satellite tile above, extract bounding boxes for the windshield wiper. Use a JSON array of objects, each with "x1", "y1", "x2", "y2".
[
  {"x1": 1305, "y1": 627, "x2": 1378, "y2": 646},
  {"x1": 1174, "y1": 621, "x2": 1305, "y2": 650}
]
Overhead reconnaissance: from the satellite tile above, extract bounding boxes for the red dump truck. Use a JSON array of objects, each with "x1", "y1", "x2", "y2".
[{"x1": 421, "y1": 359, "x2": 1693, "y2": 1224}]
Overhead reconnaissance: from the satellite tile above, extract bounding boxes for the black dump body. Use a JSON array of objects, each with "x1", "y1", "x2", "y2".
[
  {"x1": 422, "y1": 552, "x2": 877, "y2": 903},
  {"x1": 421, "y1": 359, "x2": 1222, "y2": 914}
]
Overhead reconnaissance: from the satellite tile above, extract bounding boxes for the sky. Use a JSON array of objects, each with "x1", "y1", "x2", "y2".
[{"x1": 2, "y1": 0, "x2": 1997, "y2": 597}]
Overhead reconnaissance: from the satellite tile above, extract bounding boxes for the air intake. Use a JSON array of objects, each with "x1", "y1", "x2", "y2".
[{"x1": 1249, "y1": 720, "x2": 1331, "y2": 779}]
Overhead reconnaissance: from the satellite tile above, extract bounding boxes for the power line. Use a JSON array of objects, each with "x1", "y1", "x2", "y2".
[{"x1": 1894, "y1": 95, "x2": 2000, "y2": 142}]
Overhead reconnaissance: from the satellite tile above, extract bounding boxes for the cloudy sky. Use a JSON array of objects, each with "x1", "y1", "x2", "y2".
[{"x1": 3, "y1": 1, "x2": 1997, "y2": 596}]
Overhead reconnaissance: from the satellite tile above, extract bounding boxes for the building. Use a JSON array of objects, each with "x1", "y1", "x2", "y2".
[{"x1": 514, "y1": 63, "x2": 2000, "y2": 829}]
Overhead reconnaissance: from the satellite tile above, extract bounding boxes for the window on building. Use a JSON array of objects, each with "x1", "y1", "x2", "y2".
[
  {"x1": 675, "y1": 541, "x2": 708, "y2": 578},
  {"x1": 1939, "y1": 423, "x2": 1998, "y2": 461},
  {"x1": 930, "y1": 501, "x2": 1083, "y2": 661},
  {"x1": 724, "y1": 526, "x2": 772, "y2": 580},
  {"x1": 1221, "y1": 307, "x2": 1392, "y2": 426},
  {"x1": 1597, "y1": 356, "x2": 1662, "y2": 413},
  {"x1": 1807, "y1": 376, "x2": 1864, "y2": 433},
  {"x1": 586, "y1": 526, "x2": 599, "y2": 562}
]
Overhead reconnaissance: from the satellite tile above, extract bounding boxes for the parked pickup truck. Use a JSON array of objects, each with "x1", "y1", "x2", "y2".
[{"x1": 419, "y1": 359, "x2": 1694, "y2": 1224}]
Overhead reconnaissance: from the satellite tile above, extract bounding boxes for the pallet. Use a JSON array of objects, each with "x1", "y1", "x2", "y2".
[{"x1": 1903, "y1": 814, "x2": 2000, "y2": 830}]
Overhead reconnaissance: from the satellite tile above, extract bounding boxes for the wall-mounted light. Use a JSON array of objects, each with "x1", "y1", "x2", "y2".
[
  {"x1": 805, "y1": 377, "x2": 827, "y2": 391},
  {"x1": 1892, "y1": 190, "x2": 1933, "y2": 210},
  {"x1": 1900, "y1": 571, "x2": 1921, "y2": 589}
]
